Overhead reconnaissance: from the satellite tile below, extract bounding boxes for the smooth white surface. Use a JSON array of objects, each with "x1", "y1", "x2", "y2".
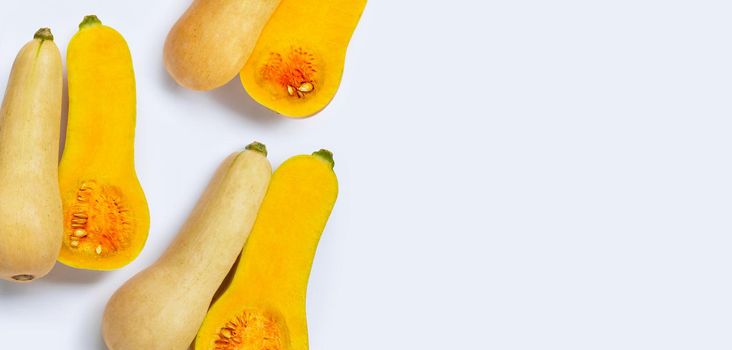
[{"x1": 1, "y1": 1, "x2": 732, "y2": 349}]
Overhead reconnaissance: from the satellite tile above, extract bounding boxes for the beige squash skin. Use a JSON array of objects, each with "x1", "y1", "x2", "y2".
[
  {"x1": 0, "y1": 30, "x2": 63, "y2": 283},
  {"x1": 102, "y1": 147, "x2": 271, "y2": 350},
  {"x1": 164, "y1": 0, "x2": 282, "y2": 90}
]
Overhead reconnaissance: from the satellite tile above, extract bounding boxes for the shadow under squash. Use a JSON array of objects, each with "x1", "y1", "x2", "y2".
[
  {"x1": 58, "y1": 70, "x2": 69, "y2": 161},
  {"x1": 208, "y1": 77, "x2": 285, "y2": 126},
  {"x1": 43, "y1": 262, "x2": 107, "y2": 284},
  {"x1": 158, "y1": 63, "x2": 286, "y2": 126}
]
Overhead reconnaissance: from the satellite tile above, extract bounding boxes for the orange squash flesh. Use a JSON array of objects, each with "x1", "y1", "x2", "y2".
[
  {"x1": 58, "y1": 16, "x2": 149, "y2": 271},
  {"x1": 195, "y1": 150, "x2": 338, "y2": 350},
  {"x1": 241, "y1": 0, "x2": 367, "y2": 118}
]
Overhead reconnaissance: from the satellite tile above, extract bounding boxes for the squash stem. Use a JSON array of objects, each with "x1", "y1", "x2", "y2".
[
  {"x1": 313, "y1": 149, "x2": 335, "y2": 169},
  {"x1": 33, "y1": 28, "x2": 53, "y2": 41},
  {"x1": 79, "y1": 15, "x2": 102, "y2": 29},
  {"x1": 245, "y1": 141, "x2": 268, "y2": 156}
]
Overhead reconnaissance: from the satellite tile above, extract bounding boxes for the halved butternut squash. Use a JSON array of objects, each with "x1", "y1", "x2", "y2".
[
  {"x1": 58, "y1": 16, "x2": 149, "y2": 270},
  {"x1": 240, "y1": 0, "x2": 367, "y2": 117},
  {"x1": 195, "y1": 150, "x2": 338, "y2": 350}
]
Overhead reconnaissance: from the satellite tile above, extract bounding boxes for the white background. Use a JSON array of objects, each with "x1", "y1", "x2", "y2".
[{"x1": 1, "y1": 0, "x2": 731, "y2": 349}]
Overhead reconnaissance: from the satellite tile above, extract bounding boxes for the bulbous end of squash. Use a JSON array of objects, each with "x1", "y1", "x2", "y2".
[
  {"x1": 57, "y1": 177, "x2": 150, "y2": 270},
  {"x1": 241, "y1": 43, "x2": 334, "y2": 118},
  {"x1": 240, "y1": 0, "x2": 367, "y2": 118},
  {"x1": 196, "y1": 301, "x2": 291, "y2": 350}
]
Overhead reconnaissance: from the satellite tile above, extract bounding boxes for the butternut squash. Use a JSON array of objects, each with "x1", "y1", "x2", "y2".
[
  {"x1": 195, "y1": 150, "x2": 338, "y2": 350},
  {"x1": 102, "y1": 143, "x2": 272, "y2": 350},
  {"x1": 240, "y1": 0, "x2": 367, "y2": 117},
  {"x1": 0, "y1": 28, "x2": 63, "y2": 282},
  {"x1": 58, "y1": 16, "x2": 149, "y2": 270},
  {"x1": 164, "y1": 0, "x2": 283, "y2": 90}
]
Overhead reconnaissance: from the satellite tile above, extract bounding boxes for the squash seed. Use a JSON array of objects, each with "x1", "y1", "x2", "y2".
[
  {"x1": 297, "y1": 82, "x2": 314, "y2": 93},
  {"x1": 219, "y1": 328, "x2": 234, "y2": 339}
]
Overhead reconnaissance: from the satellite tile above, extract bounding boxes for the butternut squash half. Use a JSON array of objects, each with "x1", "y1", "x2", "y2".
[
  {"x1": 58, "y1": 16, "x2": 149, "y2": 270},
  {"x1": 195, "y1": 150, "x2": 338, "y2": 350},
  {"x1": 0, "y1": 29, "x2": 63, "y2": 282},
  {"x1": 103, "y1": 144, "x2": 271, "y2": 350},
  {"x1": 240, "y1": 0, "x2": 367, "y2": 117}
]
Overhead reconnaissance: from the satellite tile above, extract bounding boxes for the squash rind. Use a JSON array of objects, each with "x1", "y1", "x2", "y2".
[{"x1": 164, "y1": 0, "x2": 283, "y2": 90}]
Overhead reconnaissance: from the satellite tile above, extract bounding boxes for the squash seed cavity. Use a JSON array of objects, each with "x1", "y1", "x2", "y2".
[
  {"x1": 214, "y1": 309, "x2": 285, "y2": 350},
  {"x1": 261, "y1": 47, "x2": 318, "y2": 99},
  {"x1": 65, "y1": 180, "x2": 134, "y2": 256}
]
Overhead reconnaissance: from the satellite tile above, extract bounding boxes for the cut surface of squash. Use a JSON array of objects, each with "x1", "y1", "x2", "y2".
[
  {"x1": 241, "y1": 0, "x2": 367, "y2": 117},
  {"x1": 58, "y1": 16, "x2": 149, "y2": 270}
]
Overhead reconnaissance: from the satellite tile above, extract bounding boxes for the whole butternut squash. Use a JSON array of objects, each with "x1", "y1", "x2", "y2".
[
  {"x1": 164, "y1": 0, "x2": 282, "y2": 90},
  {"x1": 0, "y1": 28, "x2": 63, "y2": 282},
  {"x1": 102, "y1": 143, "x2": 271, "y2": 350}
]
